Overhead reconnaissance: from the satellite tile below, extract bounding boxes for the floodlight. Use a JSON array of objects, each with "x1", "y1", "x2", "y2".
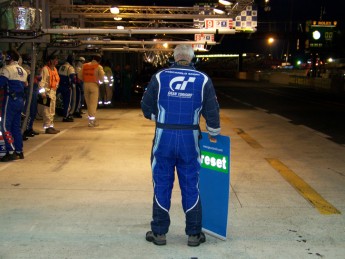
[
  {"x1": 219, "y1": 0, "x2": 231, "y2": 5},
  {"x1": 110, "y1": 6, "x2": 120, "y2": 14}
]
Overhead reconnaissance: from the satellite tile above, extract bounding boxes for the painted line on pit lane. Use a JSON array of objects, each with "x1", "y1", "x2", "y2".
[
  {"x1": 233, "y1": 128, "x2": 263, "y2": 149},
  {"x1": 0, "y1": 123, "x2": 81, "y2": 172},
  {"x1": 221, "y1": 93, "x2": 253, "y2": 107},
  {"x1": 298, "y1": 125, "x2": 331, "y2": 138},
  {"x1": 270, "y1": 113, "x2": 292, "y2": 122},
  {"x1": 266, "y1": 158, "x2": 341, "y2": 215},
  {"x1": 221, "y1": 91, "x2": 334, "y2": 141},
  {"x1": 253, "y1": 107, "x2": 268, "y2": 112}
]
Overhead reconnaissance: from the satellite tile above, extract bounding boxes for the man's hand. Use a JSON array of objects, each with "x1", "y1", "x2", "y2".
[{"x1": 208, "y1": 134, "x2": 217, "y2": 143}]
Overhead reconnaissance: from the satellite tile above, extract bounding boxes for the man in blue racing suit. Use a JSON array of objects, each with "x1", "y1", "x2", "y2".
[
  {"x1": 0, "y1": 49, "x2": 28, "y2": 162},
  {"x1": 141, "y1": 44, "x2": 220, "y2": 246},
  {"x1": 58, "y1": 55, "x2": 76, "y2": 122}
]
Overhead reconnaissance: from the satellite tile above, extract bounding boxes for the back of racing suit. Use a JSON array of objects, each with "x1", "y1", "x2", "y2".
[
  {"x1": 74, "y1": 61, "x2": 84, "y2": 115},
  {"x1": 0, "y1": 62, "x2": 28, "y2": 153},
  {"x1": 58, "y1": 62, "x2": 76, "y2": 118},
  {"x1": 141, "y1": 63, "x2": 220, "y2": 236}
]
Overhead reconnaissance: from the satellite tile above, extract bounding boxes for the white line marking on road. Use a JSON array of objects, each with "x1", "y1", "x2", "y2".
[
  {"x1": 270, "y1": 113, "x2": 291, "y2": 122},
  {"x1": 0, "y1": 123, "x2": 80, "y2": 172},
  {"x1": 298, "y1": 124, "x2": 331, "y2": 138},
  {"x1": 254, "y1": 107, "x2": 268, "y2": 112}
]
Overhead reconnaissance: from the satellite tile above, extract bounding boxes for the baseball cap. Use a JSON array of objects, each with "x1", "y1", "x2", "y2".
[{"x1": 77, "y1": 56, "x2": 85, "y2": 62}]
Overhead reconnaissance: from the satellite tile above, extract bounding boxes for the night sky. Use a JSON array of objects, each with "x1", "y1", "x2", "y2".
[
  {"x1": 102, "y1": 1, "x2": 345, "y2": 55},
  {"x1": 259, "y1": 0, "x2": 345, "y2": 29}
]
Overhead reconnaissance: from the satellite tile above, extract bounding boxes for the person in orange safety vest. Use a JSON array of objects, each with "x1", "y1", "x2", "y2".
[
  {"x1": 38, "y1": 54, "x2": 60, "y2": 134},
  {"x1": 77, "y1": 54, "x2": 104, "y2": 127}
]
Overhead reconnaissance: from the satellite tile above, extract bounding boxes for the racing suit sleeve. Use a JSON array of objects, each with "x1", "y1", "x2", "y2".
[
  {"x1": 38, "y1": 66, "x2": 49, "y2": 94},
  {"x1": 201, "y1": 78, "x2": 221, "y2": 136},
  {"x1": 0, "y1": 68, "x2": 9, "y2": 87},
  {"x1": 68, "y1": 66, "x2": 77, "y2": 87},
  {"x1": 141, "y1": 76, "x2": 158, "y2": 121},
  {"x1": 77, "y1": 65, "x2": 84, "y2": 81}
]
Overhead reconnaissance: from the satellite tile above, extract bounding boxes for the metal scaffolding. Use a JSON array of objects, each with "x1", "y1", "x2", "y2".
[
  {"x1": 1, "y1": 0, "x2": 256, "y2": 50},
  {"x1": 49, "y1": 3, "x2": 255, "y2": 28}
]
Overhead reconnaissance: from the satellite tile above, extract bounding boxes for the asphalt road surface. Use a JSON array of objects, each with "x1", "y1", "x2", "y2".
[{"x1": 214, "y1": 79, "x2": 345, "y2": 145}]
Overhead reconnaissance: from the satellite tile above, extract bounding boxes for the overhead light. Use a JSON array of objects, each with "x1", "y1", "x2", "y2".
[
  {"x1": 213, "y1": 8, "x2": 225, "y2": 14},
  {"x1": 117, "y1": 25, "x2": 124, "y2": 30},
  {"x1": 113, "y1": 17, "x2": 122, "y2": 20},
  {"x1": 267, "y1": 37, "x2": 275, "y2": 44},
  {"x1": 218, "y1": 0, "x2": 231, "y2": 5},
  {"x1": 110, "y1": 6, "x2": 120, "y2": 14}
]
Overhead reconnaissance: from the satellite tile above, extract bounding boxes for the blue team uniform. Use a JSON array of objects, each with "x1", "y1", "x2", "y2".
[
  {"x1": 141, "y1": 63, "x2": 220, "y2": 236},
  {"x1": 0, "y1": 62, "x2": 27, "y2": 153},
  {"x1": 58, "y1": 62, "x2": 76, "y2": 118}
]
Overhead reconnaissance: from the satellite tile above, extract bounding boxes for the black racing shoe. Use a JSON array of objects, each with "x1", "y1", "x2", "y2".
[
  {"x1": 146, "y1": 231, "x2": 166, "y2": 246},
  {"x1": 24, "y1": 130, "x2": 35, "y2": 137},
  {"x1": 0, "y1": 152, "x2": 18, "y2": 162},
  {"x1": 73, "y1": 112, "x2": 82, "y2": 118},
  {"x1": 31, "y1": 130, "x2": 40, "y2": 135},
  {"x1": 188, "y1": 232, "x2": 206, "y2": 247},
  {"x1": 15, "y1": 152, "x2": 24, "y2": 160},
  {"x1": 62, "y1": 117, "x2": 74, "y2": 122}
]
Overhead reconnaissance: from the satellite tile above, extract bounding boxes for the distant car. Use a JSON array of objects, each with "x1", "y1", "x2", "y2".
[{"x1": 133, "y1": 73, "x2": 152, "y2": 95}]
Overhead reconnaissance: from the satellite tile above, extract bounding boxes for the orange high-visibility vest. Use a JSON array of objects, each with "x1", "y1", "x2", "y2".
[
  {"x1": 82, "y1": 63, "x2": 100, "y2": 83},
  {"x1": 44, "y1": 65, "x2": 60, "y2": 89}
]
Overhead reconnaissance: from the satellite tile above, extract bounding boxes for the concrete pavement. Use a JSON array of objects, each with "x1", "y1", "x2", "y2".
[{"x1": 0, "y1": 103, "x2": 344, "y2": 259}]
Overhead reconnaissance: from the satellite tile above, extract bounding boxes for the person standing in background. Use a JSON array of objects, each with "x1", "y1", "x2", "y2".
[
  {"x1": 122, "y1": 64, "x2": 134, "y2": 104},
  {"x1": 38, "y1": 54, "x2": 60, "y2": 134},
  {"x1": 21, "y1": 53, "x2": 40, "y2": 139},
  {"x1": 20, "y1": 53, "x2": 31, "y2": 141},
  {"x1": 73, "y1": 56, "x2": 85, "y2": 118},
  {"x1": 0, "y1": 49, "x2": 28, "y2": 162},
  {"x1": 78, "y1": 54, "x2": 104, "y2": 127},
  {"x1": 100, "y1": 60, "x2": 113, "y2": 107},
  {"x1": 58, "y1": 54, "x2": 76, "y2": 122},
  {"x1": 112, "y1": 64, "x2": 121, "y2": 103}
]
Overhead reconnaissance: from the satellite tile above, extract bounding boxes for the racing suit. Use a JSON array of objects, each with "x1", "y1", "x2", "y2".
[
  {"x1": 141, "y1": 62, "x2": 220, "y2": 236},
  {"x1": 58, "y1": 62, "x2": 76, "y2": 119},
  {"x1": 39, "y1": 65, "x2": 60, "y2": 129},
  {"x1": 25, "y1": 73, "x2": 41, "y2": 133},
  {"x1": 74, "y1": 61, "x2": 84, "y2": 116},
  {"x1": 78, "y1": 60, "x2": 104, "y2": 125},
  {"x1": 99, "y1": 65, "x2": 113, "y2": 106},
  {"x1": 0, "y1": 61, "x2": 28, "y2": 153}
]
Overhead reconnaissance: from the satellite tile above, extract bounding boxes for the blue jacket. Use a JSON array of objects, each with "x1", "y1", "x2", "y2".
[
  {"x1": 0, "y1": 62, "x2": 27, "y2": 94},
  {"x1": 141, "y1": 63, "x2": 220, "y2": 136}
]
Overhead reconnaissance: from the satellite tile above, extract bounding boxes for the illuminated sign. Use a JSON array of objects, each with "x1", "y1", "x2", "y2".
[
  {"x1": 312, "y1": 21, "x2": 337, "y2": 27},
  {"x1": 205, "y1": 18, "x2": 234, "y2": 29},
  {"x1": 194, "y1": 34, "x2": 215, "y2": 42},
  {"x1": 306, "y1": 20, "x2": 335, "y2": 48}
]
